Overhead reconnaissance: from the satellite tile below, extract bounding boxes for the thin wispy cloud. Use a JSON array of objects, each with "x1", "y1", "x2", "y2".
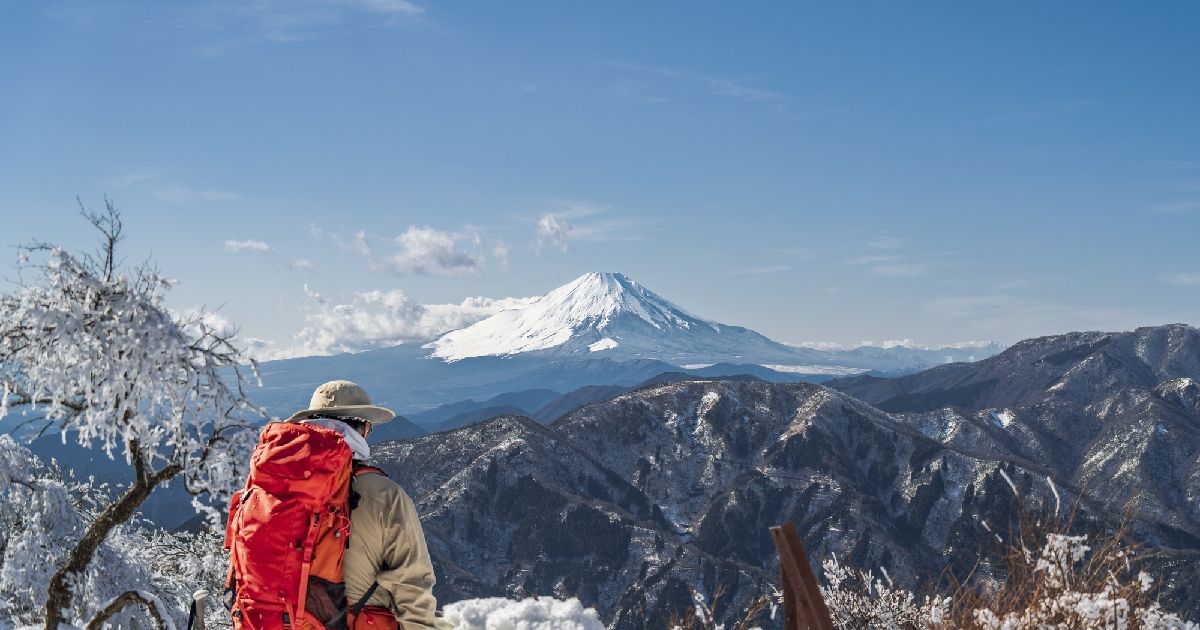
[
  {"x1": 609, "y1": 62, "x2": 787, "y2": 106},
  {"x1": 183, "y1": 0, "x2": 426, "y2": 56},
  {"x1": 996, "y1": 278, "x2": 1032, "y2": 290},
  {"x1": 869, "y1": 262, "x2": 927, "y2": 278},
  {"x1": 864, "y1": 236, "x2": 905, "y2": 250},
  {"x1": 1150, "y1": 200, "x2": 1200, "y2": 216},
  {"x1": 847, "y1": 254, "x2": 900, "y2": 265},
  {"x1": 612, "y1": 79, "x2": 671, "y2": 104},
  {"x1": 847, "y1": 238, "x2": 929, "y2": 277},
  {"x1": 491, "y1": 241, "x2": 511, "y2": 268},
  {"x1": 104, "y1": 169, "x2": 240, "y2": 204},
  {"x1": 1161, "y1": 272, "x2": 1200, "y2": 287},
  {"x1": 225, "y1": 239, "x2": 272, "y2": 253},
  {"x1": 922, "y1": 293, "x2": 1152, "y2": 341},
  {"x1": 532, "y1": 202, "x2": 642, "y2": 255},
  {"x1": 962, "y1": 98, "x2": 1097, "y2": 127},
  {"x1": 536, "y1": 213, "x2": 571, "y2": 254},
  {"x1": 728, "y1": 264, "x2": 794, "y2": 276}
]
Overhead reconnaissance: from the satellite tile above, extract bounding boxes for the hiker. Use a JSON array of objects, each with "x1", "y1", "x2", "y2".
[{"x1": 226, "y1": 380, "x2": 437, "y2": 630}]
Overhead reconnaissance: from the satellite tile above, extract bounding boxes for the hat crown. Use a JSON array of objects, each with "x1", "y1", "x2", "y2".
[{"x1": 310, "y1": 380, "x2": 373, "y2": 410}]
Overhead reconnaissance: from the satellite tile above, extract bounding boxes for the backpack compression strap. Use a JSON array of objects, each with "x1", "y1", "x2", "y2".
[{"x1": 350, "y1": 581, "x2": 380, "y2": 616}]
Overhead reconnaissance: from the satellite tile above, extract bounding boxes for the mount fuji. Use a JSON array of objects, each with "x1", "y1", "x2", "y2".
[
  {"x1": 429, "y1": 272, "x2": 845, "y2": 369},
  {"x1": 228, "y1": 272, "x2": 1004, "y2": 425}
]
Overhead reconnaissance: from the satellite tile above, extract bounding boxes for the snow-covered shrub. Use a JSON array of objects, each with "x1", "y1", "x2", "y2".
[
  {"x1": 819, "y1": 556, "x2": 949, "y2": 629},
  {"x1": 668, "y1": 585, "x2": 777, "y2": 630},
  {"x1": 816, "y1": 525, "x2": 1196, "y2": 630},
  {"x1": 954, "y1": 529, "x2": 1197, "y2": 630},
  {"x1": 0, "y1": 204, "x2": 261, "y2": 628}
]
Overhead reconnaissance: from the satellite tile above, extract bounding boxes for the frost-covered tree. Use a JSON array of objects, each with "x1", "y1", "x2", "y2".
[
  {"x1": 0, "y1": 435, "x2": 232, "y2": 629},
  {"x1": 0, "y1": 203, "x2": 262, "y2": 629}
]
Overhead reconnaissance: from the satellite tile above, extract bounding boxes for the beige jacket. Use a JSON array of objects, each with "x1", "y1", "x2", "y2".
[{"x1": 344, "y1": 471, "x2": 438, "y2": 629}]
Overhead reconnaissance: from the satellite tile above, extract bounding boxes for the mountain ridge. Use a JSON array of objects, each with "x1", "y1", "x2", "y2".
[{"x1": 369, "y1": 323, "x2": 1200, "y2": 626}]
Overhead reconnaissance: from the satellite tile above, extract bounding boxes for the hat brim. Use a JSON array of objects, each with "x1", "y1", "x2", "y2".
[{"x1": 285, "y1": 404, "x2": 396, "y2": 425}]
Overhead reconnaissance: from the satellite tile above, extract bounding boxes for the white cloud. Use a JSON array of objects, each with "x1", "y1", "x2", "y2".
[
  {"x1": 788, "y1": 340, "x2": 850, "y2": 351},
  {"x1": 532, "y1": 202, "x2": 641, "y2": 255},
  {"x1": 271, "y1": 289, "x2": 535, "y2": 358},
  {"x1": 104, "y1": 168, "x2": 239, "y2": 204},
  {"x1": 225, "y1": 239, "x2": 272, "y2": 253},
  {"x1": 491, "y1": 240, "x2": 511, "y2": 268},
  {"x1": 384, "y1": 227, "x2": 485, "y2": 275},
  {"x1": 320, "y1": 225, "x2": 494, "y2": 276},
  {"x1": 536, "y1": 213, "x2": 571, "y2": 254},
  {"x1": 1161, "y1": 272, "x2": 1200, "y2": 287},
  {"x1": 290, "y1": 259, "x2": 315, "y2": 271}
]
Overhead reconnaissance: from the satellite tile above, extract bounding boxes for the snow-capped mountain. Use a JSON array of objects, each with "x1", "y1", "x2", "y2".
[{"x1": 429, "y1": 272, "x2": 850, "y2": 368}]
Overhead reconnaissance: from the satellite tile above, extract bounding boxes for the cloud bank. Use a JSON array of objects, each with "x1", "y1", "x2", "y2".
[{"x1": 256, "y1": 289, "x2": 535, "y2": 359}]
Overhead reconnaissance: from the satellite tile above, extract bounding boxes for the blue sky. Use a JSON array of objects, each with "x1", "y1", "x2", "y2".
[{"x1": 2, "y1": 1, "x2": 1198, "y2": 356}]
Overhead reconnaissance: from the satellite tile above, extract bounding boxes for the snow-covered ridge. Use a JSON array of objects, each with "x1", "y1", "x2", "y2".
[{"x1": 427, "y1": 272, "x2": 719, "y2": 361}]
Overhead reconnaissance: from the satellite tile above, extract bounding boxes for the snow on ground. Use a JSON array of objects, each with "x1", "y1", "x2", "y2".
[
  {"x1": 441, "y1": 596, "x2": 605, "y2": 630},
  {"x1": 990, "y1": 409, "x2": 1016, "y2": 428},
  {"x1": 588, "y1": 337, "x2": 619, "y2": 352},
  {"x1": 760, "y1": 364, "x2": 869, "y2": 376}
]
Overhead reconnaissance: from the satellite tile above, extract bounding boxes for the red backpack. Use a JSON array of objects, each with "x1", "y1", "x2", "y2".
[{"x1": 225, "y1": 421, "x2": 355, "y2": 630}]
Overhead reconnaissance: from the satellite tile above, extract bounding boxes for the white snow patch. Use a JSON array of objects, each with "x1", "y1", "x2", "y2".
[
  {"x1": 990, "y1": 409, "x2": 1016, "y2": 428},
  {"x1": 682, "y1": 363, "x2": 713, "y2": 369},
  {"x1": 442, "y1": 596, "x2": 605, "y2": 630},
  {"x1": 588, "y1": 337, "x2": 619, "y2": 352},
  {"x1": 761, "y1": 364, "x2": 869, "y2": 376}
]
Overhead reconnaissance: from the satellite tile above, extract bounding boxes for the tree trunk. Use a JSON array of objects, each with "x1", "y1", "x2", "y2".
[{"x1": 42, "y1": 456, "x2": 182, "y2": 629}]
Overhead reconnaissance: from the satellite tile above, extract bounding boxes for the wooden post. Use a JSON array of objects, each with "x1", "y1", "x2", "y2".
[
  {"x1": 190, "y1": 590, "x2": 208, "y2": 630},
  {"x1": 769, "y1": 522, "x2": 834, "y2": 630}
]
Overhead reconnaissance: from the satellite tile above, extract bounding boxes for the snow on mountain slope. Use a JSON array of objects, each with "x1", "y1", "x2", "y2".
[{"x1": 426, "y1": 272, "x2": 836, "y2": 367}]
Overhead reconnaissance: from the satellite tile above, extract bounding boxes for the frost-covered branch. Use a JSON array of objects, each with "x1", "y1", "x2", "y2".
[
  {"x1": 0, "y1": 205, "x2": 263, "y2": 628},
  {"x1": 86, "y1": 590, "x2": 174, "y2": 630}
]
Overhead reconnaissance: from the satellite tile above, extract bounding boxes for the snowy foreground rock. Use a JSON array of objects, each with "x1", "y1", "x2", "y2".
[{"x1": 440, "y1": 596, "x2": 605, "y2": 630}]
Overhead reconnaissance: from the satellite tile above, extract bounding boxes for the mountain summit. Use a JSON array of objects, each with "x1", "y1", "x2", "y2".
[{"x1": 427, "y1": 272, "x2": 824, "y2": 365}]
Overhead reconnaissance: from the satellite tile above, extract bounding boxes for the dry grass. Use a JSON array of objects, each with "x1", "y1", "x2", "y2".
[{"x1": 669, "y1": 502, "x2": 1195, "y2": 629}]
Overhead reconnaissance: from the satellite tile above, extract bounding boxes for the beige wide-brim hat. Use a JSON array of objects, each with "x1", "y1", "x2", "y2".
[{"x1": 285, "y1": 380, "x2": 395, "y2": 424}]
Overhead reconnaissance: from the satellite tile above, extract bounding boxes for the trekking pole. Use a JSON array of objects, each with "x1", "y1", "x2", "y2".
[{"x1": 188, "y1": 590, "x2": 208, "y2": 630}]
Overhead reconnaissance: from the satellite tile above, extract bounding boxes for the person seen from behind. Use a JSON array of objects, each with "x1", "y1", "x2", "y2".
[
  {"x1": 289, "y1": 381, "x2": 439, "y2": 629},
  {"x1": 224, "y1": 379, "x2": 437, "y2": 630}
]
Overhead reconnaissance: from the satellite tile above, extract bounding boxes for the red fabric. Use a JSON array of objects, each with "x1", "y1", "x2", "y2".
[
  {"x1": 225, "y1": 422, "x2": 354, "y2": 629},
  {"x1": 348, "y1": 606, "x2": 398, "y2": 630}
]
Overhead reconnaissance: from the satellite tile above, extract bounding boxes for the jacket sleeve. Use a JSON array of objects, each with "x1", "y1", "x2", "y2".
[{"x1": 373, "y1": 486, "x2": 439, "y2": 629}]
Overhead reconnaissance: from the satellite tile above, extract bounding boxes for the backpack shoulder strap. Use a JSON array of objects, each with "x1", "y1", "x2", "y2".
[
  {"x1": 353, "y1": 464, "x2": 387, "y2": 478},
  {"x1": 349, "y1": 464, "x2": 387, "y2": 510}
]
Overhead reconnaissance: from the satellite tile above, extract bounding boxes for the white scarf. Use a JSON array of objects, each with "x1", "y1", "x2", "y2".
[{"x1": 301, "y1": 417, "x2": 371, "y2": 460}]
